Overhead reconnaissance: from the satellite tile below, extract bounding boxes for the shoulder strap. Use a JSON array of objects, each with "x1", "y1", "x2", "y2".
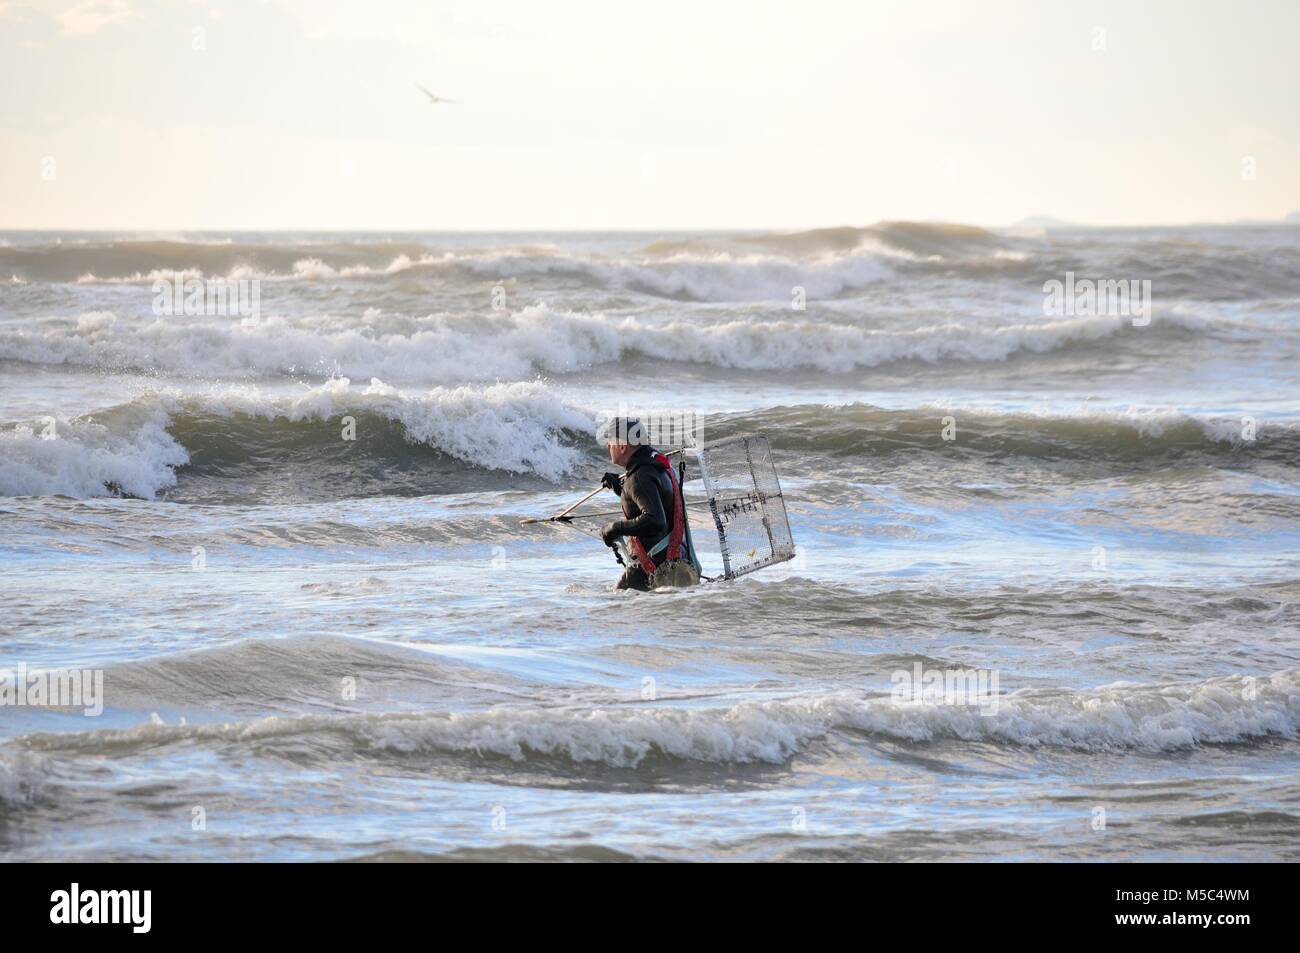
[{"x1": 627, "y1": 452, "x2": 685, "y2": 573}]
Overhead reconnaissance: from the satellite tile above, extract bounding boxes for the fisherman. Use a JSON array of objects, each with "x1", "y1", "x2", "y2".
[{"x1": 598, "y1": 417, "x2": 702, "y2": 591}]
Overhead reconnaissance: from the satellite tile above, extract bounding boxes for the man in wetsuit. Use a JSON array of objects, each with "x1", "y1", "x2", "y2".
[{"x1": 598, "y1": 418, "x2": 702, "y2": 591}]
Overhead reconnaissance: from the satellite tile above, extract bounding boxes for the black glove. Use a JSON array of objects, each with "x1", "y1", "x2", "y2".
[
  {"x1": 601, "y1": 471, "x2": 623, "y2": 493},
  {"x1": 600, "y1": 521, "x2": 622, "y2": 546}
]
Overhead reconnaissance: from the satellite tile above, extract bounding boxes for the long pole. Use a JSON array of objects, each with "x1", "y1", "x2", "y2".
[
  {"x1": 519, "y1": 447, "x2": 692, "y2": 525},
  {"x1": 518, "y1": 484, "x2": 604, "y2": 525}
]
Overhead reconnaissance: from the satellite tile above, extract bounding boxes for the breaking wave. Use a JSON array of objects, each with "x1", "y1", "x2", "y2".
[
  {"x1": 0, "y1": 223, "x2": 1004, "y2": 284},
  {"x1": 7, "y1": 222, "x2": 1300, "y2": 302},
  {"x1": 0, "y1": 380, "x2": 595, "y2": 500},
  {"x1": 0, "y1": 402, "x2": 188, "y2": 499},
  {"x1": 0, "y1": 304, "x2": 1219, "y2": 382},
  {"x1": 15, "y1": 670, "x2": 1300, "y2": 767},
  {"x1": 0, "y1": 238, "x2": 432, "y2": 284},
  {"x1": 731, "y1": 403, "x2": 1300, "y2": 462},
  {"x1": 3, "y1": 385, "x2": 1294, "y2": 501}
]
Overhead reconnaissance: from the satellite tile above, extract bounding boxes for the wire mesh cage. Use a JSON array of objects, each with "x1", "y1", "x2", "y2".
[{"x1": 694, "y1": 434, "x2": 795, "y2": 580}]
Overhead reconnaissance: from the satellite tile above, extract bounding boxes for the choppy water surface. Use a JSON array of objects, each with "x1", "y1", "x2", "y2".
[{"x1": 2, "y1": 223, "x2": 1298, "y2": 861}]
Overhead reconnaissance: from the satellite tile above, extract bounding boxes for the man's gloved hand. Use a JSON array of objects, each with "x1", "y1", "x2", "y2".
[
  {"x1": 600, "y1": 521, "x2": 622, "y2": 546},
  {"x1": 601, "y1": 471, "x2": 623, "y2": 493}
]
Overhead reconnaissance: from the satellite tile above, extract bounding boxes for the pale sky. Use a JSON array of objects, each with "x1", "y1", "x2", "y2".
[{"x1": 2, "y1": 0, "x2": 1299, "y2": 229}]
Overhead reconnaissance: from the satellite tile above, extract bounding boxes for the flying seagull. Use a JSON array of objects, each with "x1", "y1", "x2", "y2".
[{"x1": 416, "y1": 83, "x2": 458, "y2": 105}]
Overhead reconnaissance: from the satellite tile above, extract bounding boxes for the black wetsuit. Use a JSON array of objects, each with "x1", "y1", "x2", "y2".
[{"x1": 603, "y1": 445, "x2": 698, "y2": 590}]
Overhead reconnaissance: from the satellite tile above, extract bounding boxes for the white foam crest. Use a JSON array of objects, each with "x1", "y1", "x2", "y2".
[
  {"x1": 71, "y1": 267, "x2": 206, "y2": 284},
  {"x1": 51, "y1": 257, "x2": 429, "y2": 284},
  {"x1": 356, "y1": 669, "x2": 1300, "y2": 762},
  {"x1": 170, "y1": 244, "x2": 892, "y2": 299},
  {"x1": 0, "y1": 405, "x2": 188, "y2": 499},
  {"x1": 916, "y1": 401, "x2": 1285, "y2": 447},
  {"x1": 1, "y1": 376, "x2": 593, "y2": 497},
  {"x1": 629, "y1": 313, "x2": 1128, "y2": 372},
  {"x1": 23, "y1": 670, "x2": 1299, "y2": 766},
  {"x1": 191, "y1": 377, "x2": 595, "y2": 480},
  {"x1": 285, "y1": 255, "x2": 432, "y2": 280},
  {"x1": 0, "y1": 305, "x2": 1171, "y2": 381},
  {"x1": 837, "y1": 670, "x2": 1300, "y2": 751},
  {"x1": 291, "y1": 258, "x2": 338, "y2": 279},
  {"x1": 0, "y1": 306, "x2": 625, "y2": 381},
  {"x1": 456, "y1": 247, "x2": 893, "y2": 301}
]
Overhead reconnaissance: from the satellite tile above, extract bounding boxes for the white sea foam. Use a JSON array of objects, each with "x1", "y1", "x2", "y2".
[
  {"x1": 0, "y1": 306, "x2": 620, "y2": 380},
  {"x1": 915, "y1": 401, "x2": 1271, "y2": 447},
  {"x1": 52, "y1": 245, "x2": 894, "y2": 301},
  {"x1": 0, "y1": 303, "x2": 1201, "y2": 381},
  {"x1": 72, "y1": 267, "x2": 206, "y2": 284},
  {"x1": 287, "y1": 255, "x2": 423, "y2": 279},
  {"x1": 187, "y1": 377, "x2": 595, "y2": 481},
  {"x1": 354, "y1": 669, "x2": 1300, "y2": 763},
  {"x1": 449, "y1": 247, "x2": 895, "y2": 301},
  {"x1": 22, "y1": 670, "x2": 1300, "y2": 767},
  {"x1": 0, "y1": 378, "x2": 593, "y2": 498},
  {"x1": 0, "y1": 405, "x2": 189, "y2": 499}
]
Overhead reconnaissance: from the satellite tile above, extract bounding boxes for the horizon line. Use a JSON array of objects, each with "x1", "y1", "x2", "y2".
[{"x1": 4, "y1": 216, "x2": 1300, "y2": 234}]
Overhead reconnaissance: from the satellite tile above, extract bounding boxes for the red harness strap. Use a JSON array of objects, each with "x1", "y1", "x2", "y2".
[{"x1": 623, "y1": 452, "x2": 685, "y2": 575}]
